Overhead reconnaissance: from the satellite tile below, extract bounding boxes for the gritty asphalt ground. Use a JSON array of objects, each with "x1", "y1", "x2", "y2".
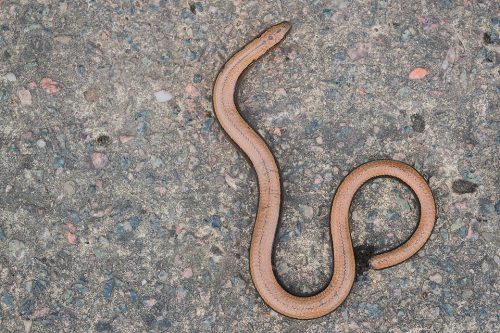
[{"x1": 0, "y1": 1, "x2": 498, "y2": 332}]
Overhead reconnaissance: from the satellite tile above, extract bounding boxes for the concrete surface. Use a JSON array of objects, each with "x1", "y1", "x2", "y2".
[{"x1": 0, "y1": 0, "x2": 498, "y2": 332}]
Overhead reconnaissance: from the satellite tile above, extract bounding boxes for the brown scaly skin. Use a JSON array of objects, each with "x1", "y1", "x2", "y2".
[{"x1": 213, "y1": 22, "x2": 436, "y2": 320}]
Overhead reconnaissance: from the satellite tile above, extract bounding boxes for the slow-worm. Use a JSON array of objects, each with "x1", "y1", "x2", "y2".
[{"x1": 212, "y1": 22, "x2": 436, "y2": 320}]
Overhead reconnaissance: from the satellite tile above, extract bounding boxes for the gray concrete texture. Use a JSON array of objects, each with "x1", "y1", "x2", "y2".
[{"x1": 0, "y1": 0, "x2": 499, "y2": 332}]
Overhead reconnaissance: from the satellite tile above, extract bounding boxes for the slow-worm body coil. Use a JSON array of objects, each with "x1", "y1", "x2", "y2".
[{"x1": 212, "y1": 22, "x2": 436, "y2": 319}]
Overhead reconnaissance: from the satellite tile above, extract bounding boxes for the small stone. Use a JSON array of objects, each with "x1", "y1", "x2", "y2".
[
  {"x1": 410, "y1": 114, "x2": 425, "y2": 133},
  {"x1": 32, "y1": 280, "x2": 47, "y2": 295},
  {"x1": 18, "y1": 88, "x2": 32, "y2": 106},
  {"x1": 398, "y1": 86, "x2": 410, "y2": 97},
  {"x1": 0, "y1": 89, "x2": 10, "y2": 102},
  {"x1": 93, "y1": 248, "x2": 103, "y2": 258},
  {"x1": 450, "y1": 219, "x2": 465, "y2": 232},
  {"x1": 1, "y1": 294, "x2": 13, "y2": 308},
  {"x1": 23, "y1": 320, "x2": 32, "y2": 333},
  {"x1": 193, "y1": 74, "x2": 202, "y2": 83},
  {"x1": 429, "y1": 272, "x2": 443, "y2": 284},
  {"x1": 95, "y1": 321, "x2": 113, "y2": 332},
  {"x1": 409, "y1": 67, "x2": 429, "y2": 79},
  {"x1": 102, "y1": 279, "x2": 115, "y2": 299},
  {"x1": 441, "y1": 47, "x2": 456, "y2": 70},
  {"x1": 120, "y1": 155, "x2": 131, "y2": 170},
  {"x1": 365, "y1": 303, "x2": 382, "y2": 318},
  {"x1": 77, "y1": 64, "x2": 86, "y2": 76},
  {"x1": 429, "y1": 307, "x2": 440, "y2": 319},
  {"x1": 225, "y1": 175, "x2": 238, "y2": 189},
  {"x1": 65, "y1": 223, "x2": 76, "y2": 233},
  {"x1": 187, "y1": 156, "x2": 199, "y2": 170},
  {"x1": 479, "y1": 198, "x2": 494, "y2": 214},
  {"x1": 83, "y1": 89, "x2": 98, "y2": 102},
  {"x1": 459, "y1": 71, "x2": 467, "y2": 85},
  {"x1": 182, "y1": 267, "x2": 193, "y2": 278},
  {"x1": 190, "y1": 2, "x2": 203, "y2": 13},
  {"x1": 129, "y1": 291, "x2": 138, "y2": 302},
  {"x1": 204, "y1": 215, "x2": 221, "y2": 229},
  {"x1": 4, "y1": 72, "x2": 16, "y2": 81},
  {"x1": 181, "y1": 7, "x2": 195, "y2": 21},
  {"x1": 40, "y1": 77, "x2": 60, "y2": 94},
  {"x1": 19, "y1": 299, "x2": 35, "y2": 318},
  {"x1": 185, "y1": 83, "x2": 199, "y2": 98},
  {"x1": 305, "y1": 120, "x2": 319, "y2": 135},
  {"x1": 481, "y1": 260, "x2": 489, "y2": 273},
  {"x1": 490, "y1": 257, "x2": 500, "y2": 271},
  {"x1": 286, "y1": 222, "x2": 298, "y2": 239},
  {"x1": 385, "y1": 209, "x2": 401, "y2": 221},
  {"x1": 54, "y1": 35, "x2": 72, "y2": 44},
  {"x1": 52, "y1": 156, "x2": 65, "y2": 169},
  {"x1": 347, "y1": 43, "x2": 370, "y2": 60},
  {"x1": 323, "y1": 8, "x2": 333, "y2": 18},
  {"x1": 161, "y1": 51, "x2": 172, "y2": 61},
  {"x1": 158, "y1": 270, "x2": 168, "y2": 281},
  {"x1": 184, "y1": 50, "x2": 198, "y2": 61},
  {"x1": 114, "y1": 223, "x2": 125, "y2": 236},
  {"x1": 91, "y1": 206, "x2": 113, "y2": 218},
  {"x1": 462, "y1": 289, "x2": 473, "y2": 299},
  {"x1": 275, "y1": 87, "x2": 287, "y2": 96},
  {"x1": 279, "y1": 231, "x2": 291, "y2": 242},
  {"x1": 66, "y1": 231, "x2": 77, "y2": 244},
  {"x1": 141, "y1": 56, "x2": 152, "y2": 66},
  {"x1": 154, "y1": 90, "x2": 172, "y2": 102},
  {"x1": 91, "y1": 152, "x2": 109, "y2": 169},
  {"x1": 299, "y1": 204, "x2": 314, "y2": 219},
  {"x1": 440, "y1": 303, "x2": 454, "y2": 317},
  {"x1": 144, "y1": 298, "x2": 157, "y2": 307},
  {"x1": 136, "y1": 120, "x2": 148, "y2": 135},
  {"x1": 9, "y1": 239, "x2": 26, "y2": 260},
  {"x1": 36, "y1": 139, "x2": 46, "y2": 148},
  {"x1": 452, "y1": 179, "x2": 478, "y2": 194},
  {"x1": 63, "y1": 181, "x2": 76, "y2": 196},
  {"x1": 151, "y1": 156, "x2": 164, "y2": 169},
  {"x1": 126, "y1": 216, "x2": 141, "y2": 230},
  {"x1": 119, "y1": 135, "x2": 134, "y2": 143},
  {"x1": 98, "y1": 236, "x2": 109, "y2": 248}
]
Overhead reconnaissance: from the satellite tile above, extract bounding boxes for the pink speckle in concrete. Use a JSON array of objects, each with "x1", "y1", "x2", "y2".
[
  {"x1": 91, "y1": 206, "x2": 113, "y2": 218},
  {"x1": 31, "y1": 306, "x2": 50, "y2": 319},
  {"x1": 182, "y1": 267, "x2": 193, "y2": 279},
  {"x1": 66, "y1": 231, "x2": 77, "y2": 244},
  {"x1": 145, "y1": 298, "x2": 157, "y2": 307},
  {"x1": 40, "y1": 77, "x2": 60, "y2": 94},
  {"x1": 18, "y1": 88, "x2": 32, "y2": 106},
  {"x1": 409, "y1": 67, "x2": 429, "y2": 80},
  {"x1": 347, "y1": 43, "x2": 370, "y2": 61},
  {"x1": 185, "y1": 83, "x2": 200, "y2": 98},
  {"x1": 119, "y1": 135, "x2": 135, "y2": 143},
  {"x1": 91, "y1": 152, "x2": 109, "y2": 169},
  {"x1": 66, "y1": 223, "x2": 76, "y2": 232}
]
